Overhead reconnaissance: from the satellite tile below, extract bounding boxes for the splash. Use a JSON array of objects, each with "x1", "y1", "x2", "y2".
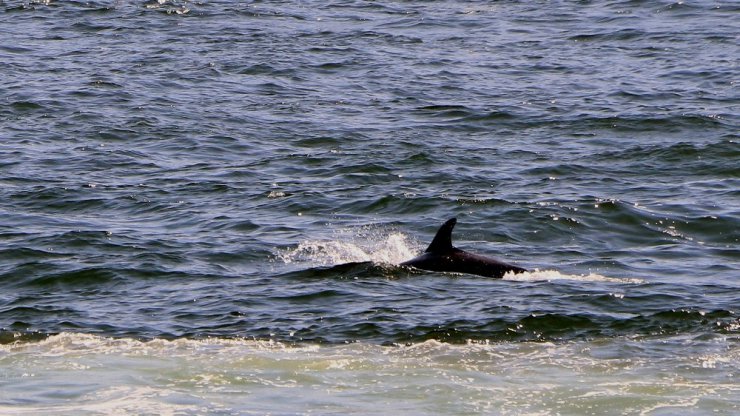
[
  {"x1": 503, "y1": 269, "x2": 644, "y2": 284},
  {"x1": 277, "y1": 228, "x2": 419, "y2": 267}
]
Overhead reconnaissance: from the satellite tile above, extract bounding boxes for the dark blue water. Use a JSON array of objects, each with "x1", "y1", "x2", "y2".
[{"x1": 1, "y1": 0, "x2": 738, "y2": 347}]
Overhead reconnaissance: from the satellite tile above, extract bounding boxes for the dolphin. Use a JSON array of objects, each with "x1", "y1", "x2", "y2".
[{"x1": 400, "y1": 218, "x2": 527, "y2": 278}]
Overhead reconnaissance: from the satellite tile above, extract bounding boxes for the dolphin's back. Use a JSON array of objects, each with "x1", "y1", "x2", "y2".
[
  {"x1": 447, "y1": 250, "x2": 527, "y2": 278},
  {"x1": 400, "y1": 218, "x2": 527, "y2": 278}
]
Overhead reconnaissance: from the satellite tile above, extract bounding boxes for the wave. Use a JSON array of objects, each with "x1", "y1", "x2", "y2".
[
  {"x1": 2, "y1": 332, "x2": 737, "y2": 415},
  {"x1": 2, "y1": 330, "x2": 737, "y2": 358}
]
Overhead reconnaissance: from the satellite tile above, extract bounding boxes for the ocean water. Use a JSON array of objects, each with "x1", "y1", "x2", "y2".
[{"x1": 1, "y1": 0, "x2": 738, "y2": 414}]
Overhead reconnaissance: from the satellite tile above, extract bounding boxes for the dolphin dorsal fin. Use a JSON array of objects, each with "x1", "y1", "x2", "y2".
[{"x1": 425, "y1": 218, "x2": 456, "y2": 253}]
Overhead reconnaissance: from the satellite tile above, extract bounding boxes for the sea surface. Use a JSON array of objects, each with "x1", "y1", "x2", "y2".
[{"x1": 1, "y1": 0, "x2": 738, "y2": 414}]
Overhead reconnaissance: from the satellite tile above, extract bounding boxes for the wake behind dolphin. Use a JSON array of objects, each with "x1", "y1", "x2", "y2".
[{"x1": 401, "y1": 218, "x2": 527, "y2": 278}]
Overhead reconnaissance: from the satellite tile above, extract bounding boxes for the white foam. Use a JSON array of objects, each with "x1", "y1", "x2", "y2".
[{"x1": 503, "y1": 269, "x2": 644, "y2": 284}]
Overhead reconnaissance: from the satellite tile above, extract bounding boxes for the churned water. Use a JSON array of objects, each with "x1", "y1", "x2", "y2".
[{"x1": 1, "y1": 0, "x2": 738, "y2": 414}]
